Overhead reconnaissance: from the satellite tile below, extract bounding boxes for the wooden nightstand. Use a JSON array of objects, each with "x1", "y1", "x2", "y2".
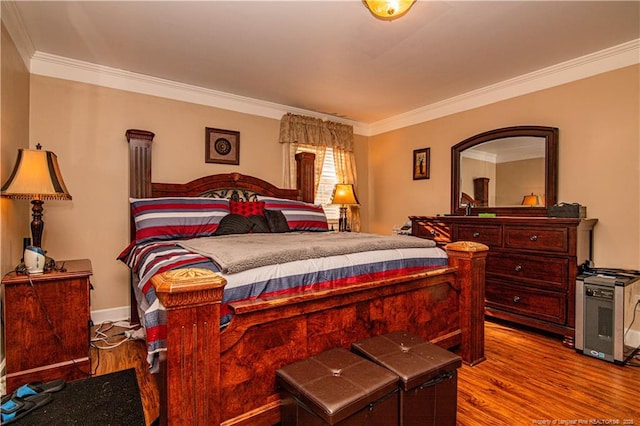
[{"x1": 2, "y1": 259, "x2": 93, "y2": 392}]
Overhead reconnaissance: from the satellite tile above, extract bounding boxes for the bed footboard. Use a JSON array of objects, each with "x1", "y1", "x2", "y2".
[
  {"x1": 150, "y1": 269, "x2": 226, "y2": 425},
  {"x1": 150, "y1": 241, "x2": 487, "y2": 426}
]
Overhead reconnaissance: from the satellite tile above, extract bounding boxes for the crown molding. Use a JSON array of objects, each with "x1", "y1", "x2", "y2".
[
  {"x1": 22, "y1": 36, "x2": 640, "y2": 138},
  {"x1": 29, "y1": 52, "x2": 367, "y2": 135},
  {"x1": 1, "y1": 0, "x2": 35, "y2": 70},
  {"x1": 367, "y1": 39, "x2": 640, "y2": 136}
]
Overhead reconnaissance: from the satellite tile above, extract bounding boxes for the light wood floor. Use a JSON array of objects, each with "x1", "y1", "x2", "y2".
[{"x1": 91, "y1": 321, "x2": 640, "y2": 425}]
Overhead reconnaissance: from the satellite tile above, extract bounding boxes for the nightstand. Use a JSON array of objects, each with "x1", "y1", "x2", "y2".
[{"x1": 2, "y1": 259, "x2": 93, "y2": 392}]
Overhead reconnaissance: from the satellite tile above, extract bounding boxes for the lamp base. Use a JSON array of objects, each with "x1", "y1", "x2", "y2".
[
  {"x1": 31, "y1": 199, "x2": 44, "y2": 248},
  {"x1": 338, "y1": 206, "x2": 349, "y2": 232}
]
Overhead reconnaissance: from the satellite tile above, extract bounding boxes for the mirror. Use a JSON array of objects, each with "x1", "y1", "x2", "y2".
[{"x1": 451, "y1": 126, "x2": 558, "y2": 216}]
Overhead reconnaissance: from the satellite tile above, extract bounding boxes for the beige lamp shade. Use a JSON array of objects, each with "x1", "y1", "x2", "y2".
[
  {"x1": 362, "y1": 0, "x2": 416, "y2": 20},
  {"x1": 331, "y1": 184, "x2": 360, "y2": 206},
  {"x1": 2, "y1": 146, "x2": 72, "y2": 248},
  {"x1": 521, "y1": 193, "x2": 540, "y2": 206},
  {"x1": 1, "y1": 148, "x2": 72, "y2": 201}
]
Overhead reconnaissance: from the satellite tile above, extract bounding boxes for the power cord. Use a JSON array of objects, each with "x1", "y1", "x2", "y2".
[
  {"x1": 623, "y1": 299, "x2": 640, "y2": 367},
  {"x1": 91, "y1": 321, "x2": 145, "y2": 350}
]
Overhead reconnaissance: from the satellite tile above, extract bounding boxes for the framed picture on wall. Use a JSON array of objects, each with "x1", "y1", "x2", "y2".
[
  {"x1": 413, "y1": 148, "x2": 430, "y2": 180},
  {"x1": 205, "y1": 127, "x2": 240, "y2": 165}
]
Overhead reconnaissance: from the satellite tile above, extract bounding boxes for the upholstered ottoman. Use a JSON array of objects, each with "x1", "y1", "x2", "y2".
[
  {"x1": 351, "y1": 331, "x2": 462, "y2": 426},
  {"x1": 276, "y1": 347, "x2": 399, "y2": 425}
]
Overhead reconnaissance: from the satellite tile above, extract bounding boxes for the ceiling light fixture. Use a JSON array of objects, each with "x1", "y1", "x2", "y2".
[{"x1": 362, "y1": 0, "x2": 416, "y2": 21}]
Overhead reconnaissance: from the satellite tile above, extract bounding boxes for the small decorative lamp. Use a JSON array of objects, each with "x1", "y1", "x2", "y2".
[
  {"x1": 521, "y1": 193, "x2": 540, "y2": 207},
  {"x1": 1, "y1": 144, "x2": 72, "y2": 247},
  {"x1": 331, "y1": 183, "x2": 360, "y2": 232},
  {"x1": 362, "y1": 0, "x2": 416, "y2": 21}
]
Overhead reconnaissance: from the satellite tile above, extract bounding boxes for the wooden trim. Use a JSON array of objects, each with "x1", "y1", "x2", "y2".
[
  {"x1": 295, "y1": 151, "x2": 315, "y2": 203},
  {"x1": 125, "y1": 129, "x2": 155, "y2": 199}
]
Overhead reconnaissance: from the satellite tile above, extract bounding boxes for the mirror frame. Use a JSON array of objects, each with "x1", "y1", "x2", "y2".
[{"x1": 451, "y1": 125, "x2": 558, "y2": 217}]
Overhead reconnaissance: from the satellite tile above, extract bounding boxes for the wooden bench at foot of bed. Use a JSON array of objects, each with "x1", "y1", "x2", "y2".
[{"x1": 150, "y1": 241, "x2": 488, "y2": 426}]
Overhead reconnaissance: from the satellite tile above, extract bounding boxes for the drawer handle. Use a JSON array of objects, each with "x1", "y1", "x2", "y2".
[
  {"x1": 430, "y1": 229, "x2": 436, "y2": 235},
  {"x1": 529, "y1": 235, "x2": 538, "y2": 242},
  {"x1": 473, "y1": 232, "x2": 480, "y2": 238},
  {"x1": 513, "y1": 296, "x2": 521, "y2": 303},
  {"x1": 514, "y1": 265, "x2": 523, "y2": 272}
]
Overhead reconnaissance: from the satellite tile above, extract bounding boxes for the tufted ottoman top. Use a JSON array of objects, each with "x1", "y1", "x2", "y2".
[
  {"x1": 352, "y1": 331, "x2": 462, "y2": 391},
  {"x1": 276, "y1": 347, "x2": 398, "y2": 424}
]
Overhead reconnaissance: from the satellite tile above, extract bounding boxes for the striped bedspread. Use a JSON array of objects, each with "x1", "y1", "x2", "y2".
[{"x1": 118, "y1": 233, "x2": 448, "y2": 369}]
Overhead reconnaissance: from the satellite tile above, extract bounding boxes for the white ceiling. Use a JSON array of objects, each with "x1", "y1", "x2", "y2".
[{"x1": 4, "y1": 1, "x2": 640, "y2": 130}]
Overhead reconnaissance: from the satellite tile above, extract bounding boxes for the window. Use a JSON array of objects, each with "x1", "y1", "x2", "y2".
[{"x1": 296, "y1": 146, "x2": 339, "y2": 220}]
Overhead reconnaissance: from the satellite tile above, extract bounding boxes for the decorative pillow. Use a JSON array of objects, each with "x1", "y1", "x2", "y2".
[
  {"x1": 264, "y1": 209, "x2": 290, "y2": 233},
  {"x1": 248, "y1": 215, "x2": 270, "y2": 233},
  {"x1": 214, "y1": 214, "x2": 270, "y2": 235},
  {"x1": 214, "y1": 214, "x2": 254, "y2": 235},
  {"x1": 258, "y1": 196, "x2": 329, "y2": 232},
  {"x1": 230, "y1": 200, "x2": 265, "y2": 217},
  {"x1": 130, "y1": 197, "x2": 230, "y2": 243}
]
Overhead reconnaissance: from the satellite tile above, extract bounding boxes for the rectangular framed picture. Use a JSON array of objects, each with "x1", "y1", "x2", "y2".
[
  {"x1": 205, "y1": 127, "x2": 240, "y2": 165},
  {"x1": 413, "y1": 148, "x2": 430, "y2": 180}
]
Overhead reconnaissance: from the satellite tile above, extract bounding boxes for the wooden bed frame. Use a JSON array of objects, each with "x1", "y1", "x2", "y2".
[{"x1": 125, "y1": 129, "x2": 488, "y2": 426}]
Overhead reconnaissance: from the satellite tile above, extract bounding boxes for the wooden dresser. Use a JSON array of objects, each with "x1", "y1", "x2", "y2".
[{"x1": 410, "y1": 216, "x2": 597, "y2": 347}]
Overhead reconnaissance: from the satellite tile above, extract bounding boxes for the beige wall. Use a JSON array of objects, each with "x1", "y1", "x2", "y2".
[
  {"x1": 366, "y1": 65, "x2": 640, "y2": 269},
  {"x1": 29, "y1": 76, "x2": 285, "y2": 312},
  {"x1": 1, "y1": 21, "x2": 31, "y2": 395},
  {"x1": 1, "y1": 23, "x2": 30, "y2": 276},
  {"x1": 23, "y1": 63, "x2": 640, "y2": 316},
  {"x1": 496, "y1": 157, "x2": 545, "y2": 206}
]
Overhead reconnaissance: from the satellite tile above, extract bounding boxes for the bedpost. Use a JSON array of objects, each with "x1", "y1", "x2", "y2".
[
  {"x1": 445, "y1": 241, "x2": 489, "y2": 366},
  {"x1": 295, "y1": 152, "x2": 315, "y2": 203},
  {"x1": 151, "y1": 269, "x2": 226, "y2": 426},
  {"x1": 125, "y1": 129, "x2": 155, "y2": 198},
  {"x1": 125, "y1": 129, "x2": 155, "y2": 326}
]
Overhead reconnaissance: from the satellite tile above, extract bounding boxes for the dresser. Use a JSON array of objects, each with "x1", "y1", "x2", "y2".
[
  {"x1": 2, "y1": 259, "x2": 93, "y2": 392},
  {"x1": 410, "y1": 216, "x2": 597, "y2": 347}
]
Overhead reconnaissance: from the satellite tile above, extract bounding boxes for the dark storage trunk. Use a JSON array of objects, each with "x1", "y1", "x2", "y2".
[
  {"x1": 276, "y1": 348, "x2": 399, "y2": 426},
  {"x1": 352, "y1": 331, "x2": 462, "y2": 426}
]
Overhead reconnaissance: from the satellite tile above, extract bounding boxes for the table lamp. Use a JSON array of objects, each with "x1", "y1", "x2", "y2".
[
  {"x1": 1, "y1": 144, "x2": 72, "y2": 248},
  {"x1": 331, "y1": 183, "x2": 359, "y2": 232},
  {"x1": 521, "y1": 193, "x2": 540, "y2": 207}
]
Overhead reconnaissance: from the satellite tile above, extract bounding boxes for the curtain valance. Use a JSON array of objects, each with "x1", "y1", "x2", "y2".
[{"x1": 279, "y1": 113, "x2": 354, "y2": 152}]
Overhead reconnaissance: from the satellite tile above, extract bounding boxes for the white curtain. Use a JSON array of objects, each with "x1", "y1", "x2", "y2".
[{"x1": 279, "y1": 113, "x2": 360, "y2": 232}]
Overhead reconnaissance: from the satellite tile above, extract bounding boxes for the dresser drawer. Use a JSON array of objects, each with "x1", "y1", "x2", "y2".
[
  {"x1": 486, "y1": 253, "x2": 569, "y2": 291},
  {"x1": 503, "y1": 226, "x2": 569, "y2": 253},
  {"x1": 412, "y1": 220, "x2": 451, "y2": 244},
  {"x1": 456, "y1": 224, "x2": 502, "y2": 247},
  {"x1": 486, "y1": 280, "x2": 566, "y2": 324}
]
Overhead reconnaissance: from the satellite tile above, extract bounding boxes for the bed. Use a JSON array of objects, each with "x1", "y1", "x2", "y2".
[{"x1": 123, "y1": 129, "x2": 488, "y2": 426}]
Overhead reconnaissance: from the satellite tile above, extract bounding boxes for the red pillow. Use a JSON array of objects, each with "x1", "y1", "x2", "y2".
[{"x1": 230, "y1": 200, "x2": 265, "y2": 217}]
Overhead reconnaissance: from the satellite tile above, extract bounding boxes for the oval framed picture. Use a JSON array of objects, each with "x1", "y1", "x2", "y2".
[{"x1": 205, "y1": 127, "x2": 240, "y2": 165}]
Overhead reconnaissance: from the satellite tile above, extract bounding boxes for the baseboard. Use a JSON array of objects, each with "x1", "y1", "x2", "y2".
[{"x1": 91, "y1": 306, "x2": 135, "y2": 325}]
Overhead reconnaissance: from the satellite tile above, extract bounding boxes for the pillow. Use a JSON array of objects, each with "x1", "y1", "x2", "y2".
[
  {"x1": 258, "y1": 196, "x2": 328, "y2": 232},
  {"x1": 248, "y1": 214, "x2": 270, "y2": 233},
  {"x1": 264, "y1": 209, "x2": 290, "y2": 233},
  {"x1": 214, "y1": 214, "x2": 253, "y2": 235},
  {"x1": 214, "y1": 214, "x2": 270, "y2": 235},
  {"x1": 230, "y1": 200, "x2": 265, "y2": 217},
  {"x1": 130, "y1": 197, "x2": 230, "y2": 243}
]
